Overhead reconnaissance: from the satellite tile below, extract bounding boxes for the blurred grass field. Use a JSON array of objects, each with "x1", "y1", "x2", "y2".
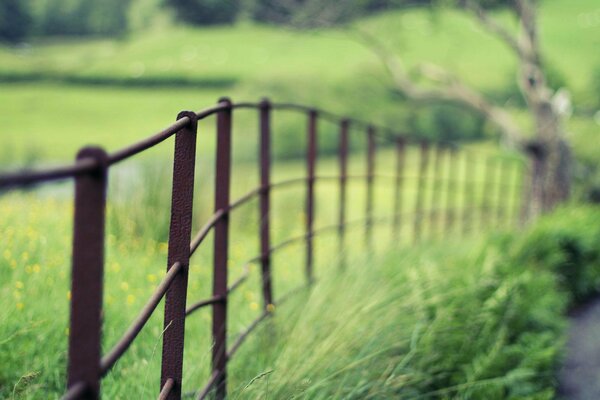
[{"x1": 1, "y1": 0, "x2": 599, "y2": 398}]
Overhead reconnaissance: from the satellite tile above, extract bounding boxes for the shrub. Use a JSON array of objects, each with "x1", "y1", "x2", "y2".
[{"x1": 165, "y1": 0, "x2": 240, "y2": 25}]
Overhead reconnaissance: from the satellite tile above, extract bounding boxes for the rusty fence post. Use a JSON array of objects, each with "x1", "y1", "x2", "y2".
[
  {"x1": 212, "y1": 98, "x2": 232, "y2": 399},
  {"x1": 392, "y1": 138, "x2": 405, "y2": 242},
  {"x1": 160, "y1": 111, "x2": 198, "y2": 400},
  {"x1": 414, "y1": 140, "x2": 429, "y2": 243},
  {"x1": 462, "y1": 152, "x2": 474, "y2": 235},
  {"x1": 305, "y1": 110, "x2": 317, "y2": 283},
  {"x1": 67, "y1": 147, "x2": 108, "y2": 399},
  {"x1": 338, "y1": 119, "x2": 349, "y2": 269},
  {"x1": 366, "y1": 126, "x2": 375, "y2": 251},
  {"x1": 430, "y1": 145, "x2": 443, "y2": 238},
  {"x1": 444, "y1": 146, "x2": 457, "y2": 234},
  {"x1": 259, "y1": 99, "x2": 273, "y2": 309},
  {"x1": 495, "y1": 158, "x2": 506, "y2": 228}
]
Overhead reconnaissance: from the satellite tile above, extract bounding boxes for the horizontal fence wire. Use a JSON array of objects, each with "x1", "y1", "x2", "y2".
[{"x1": 0, "y1": 99, "x2": 528, "y2": 400}]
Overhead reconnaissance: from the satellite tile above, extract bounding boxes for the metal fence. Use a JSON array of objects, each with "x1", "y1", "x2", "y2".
[{"x1": 0, "y1": 98, "x2": 527, "y2": 399}]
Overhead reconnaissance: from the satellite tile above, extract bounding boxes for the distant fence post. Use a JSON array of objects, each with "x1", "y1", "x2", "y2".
[
  {"x1": 338, "y1": 119, "x2": 349, "y2": 269},
  {"x1": 444, "y1": 146, "x2": 457, "y2": 234},
  {"x1": 414, "y1": 140, "x2": 429, "y2": 243},
  {"x1": 213, "y1": 98, "x2": 233, "y2": 400},
  {"x1": 366, "y1": 126, "x2": 376, "y2": 251},
  {"x1": 259, "y1": 99, "x2": 273, "y2": 308},
  {"x1": 462, "y1": 152, "x2": 474, "y2": 235},
  {"x1": 430, "y1": 145, "x2": 444, "y2": 238},
  {"x1": 392, "y1": 138, "x2": 405, "y2": 243},
  {"x1": 306, "y1": 109, "x2": 317, "y2": 283},
  {"x1": 160, "y1": 111, "x2": 198, "y2": 400},
  {"x1": 67, "y1": 147, "x2": 108, "y2": 399}
]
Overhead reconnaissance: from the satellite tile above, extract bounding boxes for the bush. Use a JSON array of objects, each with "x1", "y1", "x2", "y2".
[
  {"x1": 165, "y1": 0, "x2": 240, "y2": 25},
  {"x1": 0, "y1": 0, "x2": 32, "y2": 43},
  {"x1": 510, "y1": 205, "x2": 600, "y2": 304},
  {"x1": 407, "y1": 103, "x2": 487, "y2": 142}
]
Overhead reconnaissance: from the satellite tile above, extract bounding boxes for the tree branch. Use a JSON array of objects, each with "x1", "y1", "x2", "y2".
[
  {"x1": 351, "y1": 28, "x2": 524, "y2": 145},
  {"x1": 462, "y1": 0, "x2": 530, "y2": 60}
]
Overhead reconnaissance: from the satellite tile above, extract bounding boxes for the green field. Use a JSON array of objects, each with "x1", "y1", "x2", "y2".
[{"x1": 1, "y1": 0, "x2": 599, "y2": 398}]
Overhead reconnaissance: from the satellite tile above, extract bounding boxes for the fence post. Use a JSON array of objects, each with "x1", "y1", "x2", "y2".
[
  {"x1": 160, "y1": 111, "x2": 198, "y2": 400},
  {"x1": 212, "y1": 98, "x2": 232, "y2": 399},
  {"x1": 462, "y1": 152, "x2": 474, "y2": 235},
  {"x1": 393, "y1": 138, "x2": 405, "y2": 242},
  {"x1": 430, "y1": 145, "x2": 444, "y2": 238},
  {"x1": 67, "y1": 147, "x2": 108, "y2": 399},
  {"x1": 306, "y1": 109, "x2": 317, "y2": 283},
  {"x1": 414, "y1": 140, "x2": 429, "y2": 243},
  {"x1": 444, "y1": 146, "x2": 457, "y2": 234},
  {"x1": 338, "y1": 119, "x2": 349, "y2": 269},
  {"x1": 366, "y1": 126, "x2": 376, "y2": 251},
  {"x1": 259, "y1": 99, "x2": 273, "y2": 308}
]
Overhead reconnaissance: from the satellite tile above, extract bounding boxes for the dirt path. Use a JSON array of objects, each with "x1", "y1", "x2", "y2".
[{"x1": 558, "y1": 299, "x2": 600, "y2": 399}]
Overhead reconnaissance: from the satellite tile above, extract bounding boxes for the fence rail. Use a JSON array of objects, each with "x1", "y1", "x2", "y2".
[{"x1": 0, "y1": 98, "x2": 529, "y2": 399}]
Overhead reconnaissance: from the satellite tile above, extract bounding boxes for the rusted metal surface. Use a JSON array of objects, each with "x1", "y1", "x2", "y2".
[
  {"x1": 259, "y1": 99, "x2": 273, "y2": 308},
  {"x1": 393, "y1": 138, "x2": 405, "y2": 242},
  {"x1": 160, "y1": 111, "x2": 198, "y2": 399},
  {"x1": 338, "y1": 119, "x2": 349, "y2": 268},
  {"x1": 67, "y1": 146, "x2": 108, "y2": 400},
  {"x1": 306, "y1": 109, "x2": 317, "y2": 283},
  {"x1": 414, "y1": 141, "x2": 429, "y2": 243},
  {"x1": 0, "y1": 99, "x2": 528, "y2": 400},
  {"x1": 366, "y1": 126, "x2": 376, "y2": 251},
  {"x1": 212, "y1": 98, "x2": 233, "y2": 400}
]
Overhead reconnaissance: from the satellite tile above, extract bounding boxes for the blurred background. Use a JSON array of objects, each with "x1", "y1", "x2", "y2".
[{"x1": 0, "y1": 0, "x2": 598, "y2": 182}]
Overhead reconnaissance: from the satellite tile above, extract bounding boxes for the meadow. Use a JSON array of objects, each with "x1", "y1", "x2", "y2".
[{"x1": 1, "y1": 0, "x2": 599, "y2": 398}]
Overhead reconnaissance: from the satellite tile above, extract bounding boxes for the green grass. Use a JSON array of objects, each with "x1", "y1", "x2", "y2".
[{"x1": 0, "y1": 0, "x2": 598, "y2": 164}]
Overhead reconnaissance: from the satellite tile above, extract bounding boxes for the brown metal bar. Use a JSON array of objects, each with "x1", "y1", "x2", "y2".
[
  {"x1": 483, "y1": 157, "x2": 496, "y2": 229},
  {"x1": 259, "y1": 99, "x2": 273, "y2": 308},
  {"x1": 366, "y1": 126, "x2": 376, "y2": 251},
  {"x1": 212, "y1": 98, "x2": 233, "y2": 400},
  {"x1": 62, "y1": 381, "x2": 88, "y2": 400},
  {"x1": 196, "y1": 371, "x2": 221, "y2": 400},
  {"x1": 185, "y1": 294, "x2": 224, "y2": 317},
  {"x1": 101, "y1": 262, "x2": 182, "y2": 375},
  {"x1": 159, "y1": 378, "x2": 175, "y2": 400},
  {"x1": 189, "y1": 210, "x2": 225, "y2": 256},
  {"x1": 430, "y1": 145, "x2": 444, "y2": 238},
  {"x1": 0, "y1": 157, "x2": 97, "y2": 189},
  {"x1": 306, "y1": 109, "x2": 317, "y2": 283},
  {"x1": 462, "y1": 152, "x2": 475, "y2": 235},
  {"x1": 338, "y1": 119, "x2": 349, "y2": 268},
  {"x1": 444, "y1": 147, "x2": 457, "y2": 233},
  {"x1": 160, "y1": 111, "x2": 198, "y2": 400},
  {"x1": 67, "y1": 147, "x2": 108, "y2": 400},
  {"x1": 227, "y1": 309, "x2": 271, "y2": 359},
  {"x1": 413, "y1": 141, "x2": 429, "y2": 243},
  {"x1": 393, "y1": 138, "x2": 405, "y2": 242}
]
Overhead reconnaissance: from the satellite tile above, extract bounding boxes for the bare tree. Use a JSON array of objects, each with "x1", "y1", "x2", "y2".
[{"x1": 353, "y1": 0, "x2": 571, "y2": 219}]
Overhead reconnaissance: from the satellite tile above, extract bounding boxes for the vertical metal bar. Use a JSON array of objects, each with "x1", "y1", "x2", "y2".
[
  {"x1": 212, "y1": 98, "x2": 232, "y2": 400},
  {"x1": 444, "y1": 146, "x2": 457, "y2": 233},
  {"x1": 462, "y1": 152, "x2": 474, "y2": 235},
  {"x1": 484, "y1": 157, "x2": 496, "y2": 229},
  {"x1": 414, "y1": 140, "x2": 429, "y2": 243},
  {"x1": 259, "y1": 99, "x2": 273, "y2": 308},
  {"x1": 160, "y1": 111, "x2": 198, "y2": 400},
  {"x1": 338, "y1": 119, "x2": 349, "y2": 269},
  {"x1": 430, "y1": 145, "x2": 444, "y2": 238},
  {"x1": 495, "y1": 158, "x2": 506, "y2": 228},
  {"x1": 67, "y1": 147, "x2": 108, "y2": 399},
  {"x1": 509, "y1": 161, "x2": 521, "y2": 227},
  {"x1": 305, "y1": 110, "x2": 317, "y2": 283},
  {"x1": 366, "y1": 126, "x2": 376, "y2": 251},
  {"x1": 392, "y1": 138, "x2": 405, "y2": 242}
]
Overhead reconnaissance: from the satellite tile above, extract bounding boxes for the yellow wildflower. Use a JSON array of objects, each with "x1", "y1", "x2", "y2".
[
  {"x1": 146, "y1": 274, "x2": 157, "y2": 283},
  {"x1": 249, "y1": 302, "x2": 259, "y2": 311},
  {"x1": 126, "y1": 294, "x2": 135, "y2": 305},
  {"x1": 16, "y1": 302, "x2": 24, "y2": 311},
  {"x1": 15, "y1": 281, "x2": 24, "y2": 289}
]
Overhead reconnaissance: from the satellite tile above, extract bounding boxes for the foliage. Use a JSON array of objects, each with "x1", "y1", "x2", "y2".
[
  {"x1": 164, "y1": 0, "x2": 240, "y2": 25},
  {"x1": 0, "y1": 0, "x2": 32, "y2": 43},
  {"x1": 510, "y1": 205, "x2": 600, "y2": 304}
]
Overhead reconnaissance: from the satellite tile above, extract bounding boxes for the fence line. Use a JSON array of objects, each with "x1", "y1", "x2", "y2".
[{"x1": 0, "y1": 98, "x2": 530, "y2": 400}]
